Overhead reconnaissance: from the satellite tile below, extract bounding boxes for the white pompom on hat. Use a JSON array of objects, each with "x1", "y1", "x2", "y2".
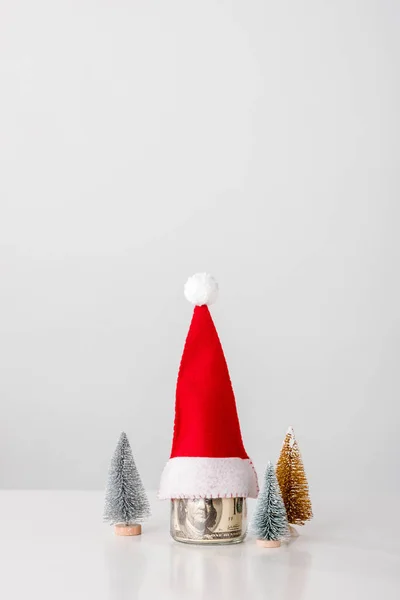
[{"x1": 184, "y1": 272, "x2": 219, "y2": 306}]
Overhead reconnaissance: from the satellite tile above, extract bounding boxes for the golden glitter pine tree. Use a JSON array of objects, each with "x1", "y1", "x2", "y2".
[{"x1": 276, "y1": 426, "x2": 313, "y2": 528}]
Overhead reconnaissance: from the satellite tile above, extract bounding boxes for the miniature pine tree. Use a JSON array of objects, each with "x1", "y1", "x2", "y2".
[
  {"x1": 104, "y1": 432, "x2": 151, "y2": 535},
  {"x1": 276, "y1": 426, "x2": 313, "y2": 527},
  {"x1": 251, "y1": 461, "x2": 289, "y2": 547}
]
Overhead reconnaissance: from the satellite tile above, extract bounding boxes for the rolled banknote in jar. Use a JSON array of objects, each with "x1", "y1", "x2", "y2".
[{"x1": 170, "y1": 497, "x2": 247, "y2": 544}]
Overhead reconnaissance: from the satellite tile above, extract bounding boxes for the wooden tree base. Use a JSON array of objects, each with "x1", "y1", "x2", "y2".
[
  {"x1": 115, "y1": 524, "x2": 142, "y2": 536},
  {"x1": 256, "y1": 539, "x2": 281, "y2": 548},
  {"x1": 289, "y1": 525, "x2": 299, "y2": 537}
]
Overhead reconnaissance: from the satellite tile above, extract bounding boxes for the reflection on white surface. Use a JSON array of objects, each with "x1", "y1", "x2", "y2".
[
  {"x1": 0, "y1": 491, "x2": 399, "y2": 600},
  {"x1": 105, "y1": 536, "x2": 147, "y2": 600},
  {"x1": 170, "y1": 542, "x2": 249, "y2": 599},
  {"x1": 282, "y1": 547, "x2": 312, "y2": 600}
]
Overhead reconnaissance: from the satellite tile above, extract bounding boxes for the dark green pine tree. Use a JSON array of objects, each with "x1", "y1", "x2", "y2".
[
  {"x1": 251, "y1": 462, "x2": 289, "y2": 546},
  {"x1": 104, "y1": 432, "x2": 151, "y2": 526}
]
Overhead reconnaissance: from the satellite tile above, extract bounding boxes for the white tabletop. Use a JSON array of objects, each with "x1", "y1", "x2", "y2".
[{"x1": 0, "y1": 490, "x2": 399, "y2": 599}]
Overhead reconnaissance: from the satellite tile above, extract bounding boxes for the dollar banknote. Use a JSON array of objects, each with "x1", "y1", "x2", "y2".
[{"x1": 171, "y1": 497, "x2": 246, "y2": 544}]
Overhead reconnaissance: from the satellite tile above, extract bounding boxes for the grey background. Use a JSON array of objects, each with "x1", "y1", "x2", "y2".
[{"x1": 0, "y1": 0, "x2": 399, "y2": 494}]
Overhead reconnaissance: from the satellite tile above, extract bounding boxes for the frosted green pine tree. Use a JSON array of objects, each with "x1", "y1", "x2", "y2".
[
  {"x1": 251, "y1": 462, "x2": 289, "y2": 544},
  {"x1": 104, "y1": 432, "x2": 151, "y2": 526}
]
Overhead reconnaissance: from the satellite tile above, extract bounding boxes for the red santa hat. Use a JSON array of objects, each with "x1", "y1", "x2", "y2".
[{"x1": 159, "y1": 273, "x2": 258, "y2": 499}]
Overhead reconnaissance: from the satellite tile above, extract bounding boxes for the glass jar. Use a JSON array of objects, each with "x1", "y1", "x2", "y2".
[{"x1": 170, "y1": 497, "x2": 247, "y2": 545}]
